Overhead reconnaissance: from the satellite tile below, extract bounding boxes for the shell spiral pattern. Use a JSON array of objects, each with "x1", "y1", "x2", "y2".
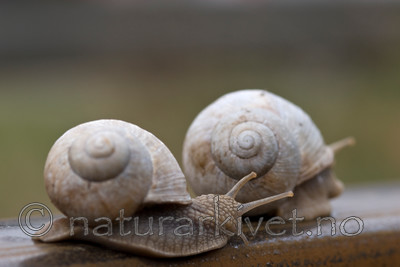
[
  {"x1": 69, "y1": 130, "x2": 132, "y2": 182},
  {"x1": 45, "y1": 119, "x2": 191, "y2": 222},
  {"x1": 182, "y1": 90, "x2": 334, "y2": 215}
]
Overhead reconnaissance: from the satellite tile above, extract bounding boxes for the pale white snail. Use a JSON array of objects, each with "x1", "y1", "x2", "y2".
[
  {"x1": 182, "y1": 89, "x2": 354, "y2": 219},
  {"x1": 36, "y1": 119, "x2": 293, "y2": 257},
  {"x1": 44, "y1": 119, "x2": 192, "y2": 222}
]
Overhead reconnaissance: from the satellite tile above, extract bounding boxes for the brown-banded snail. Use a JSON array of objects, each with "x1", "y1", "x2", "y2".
[
  {"x1": 36, "y1": 119, "x2": 293, "y2": 257},
  {"x1": 182, "y1": 89, "x2": 354, "y2": 219}
]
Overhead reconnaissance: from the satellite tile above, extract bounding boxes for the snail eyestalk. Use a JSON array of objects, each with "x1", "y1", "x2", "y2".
[
  {"x1": 238, "y1": 191, "x2": 294, "y2": 216},
  {"x1": 329, "y1": 137, "x2": 356, "y2": 154},
  {"x1": 239, "y1": 232, "x2": 249, "y2": 245},
  {"x1": 226, "y1": 172, "x2": 294, "y2": 216},
  {"x1": 225, "y1": 172, "x2": 257, "y2": 198}
]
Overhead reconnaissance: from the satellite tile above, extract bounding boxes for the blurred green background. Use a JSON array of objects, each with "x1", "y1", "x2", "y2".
[{"x1": 0, "y1": 1, "x2": 399, "y2": 218}]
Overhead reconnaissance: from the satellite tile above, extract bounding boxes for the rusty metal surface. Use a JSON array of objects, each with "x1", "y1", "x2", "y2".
[{"x1": 1, "y1": 182, "x2": 400, "y2": 267}]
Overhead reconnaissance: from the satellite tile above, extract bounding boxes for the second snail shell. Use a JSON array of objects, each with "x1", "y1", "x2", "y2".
[
  {"x1": 44, "y1": 119, "x2": 191, "y2": 222},
  {"x1": 182, "y1": 89, "x2": 349, "y2": 218}
]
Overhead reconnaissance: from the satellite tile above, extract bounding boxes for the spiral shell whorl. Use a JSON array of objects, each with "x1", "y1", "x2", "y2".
[
  {"x1": 69, "y1": 131, "x2": 131, "y2": 182},
  {"x1": 211, "y1": 114, "x2": 279, "y2": 180},
  {"x1": 209, "y1": 108, "x2": 301, "y2": 201},
  {"x1": 44, "y1": 120, "x2": 155, "y2": 221}
]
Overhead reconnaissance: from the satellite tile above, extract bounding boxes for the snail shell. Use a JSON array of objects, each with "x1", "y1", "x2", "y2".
[
  {"x1": 44, "y1": 119, "x2": 191, "y2": 222},
  {"x1": 182, "y1": 89, "x2": 347, "y2": 217}
]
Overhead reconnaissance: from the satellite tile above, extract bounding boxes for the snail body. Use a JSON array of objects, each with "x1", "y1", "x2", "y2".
[
  {"x1": 37, "y1": 119, "x2": 293, "y2": 257},
  {"x1": 182, "y1": 89, "x2": 354, "y2": 219}
]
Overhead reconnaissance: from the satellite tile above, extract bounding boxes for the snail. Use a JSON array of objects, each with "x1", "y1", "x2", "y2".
[
  {"x1": 182, "y1": 89, "x2": 354, "y2": 219},
  {"x1": 35, "y1": 119, "x2": 293, "y2": 257}
]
